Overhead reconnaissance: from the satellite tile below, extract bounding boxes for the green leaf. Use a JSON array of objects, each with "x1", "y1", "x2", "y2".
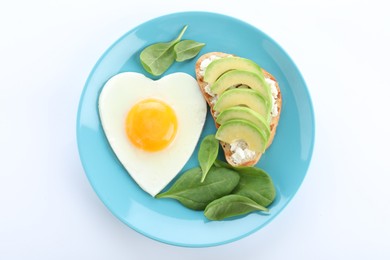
[
  {"x1": 204, "y1": 194, "x2": 269, "y2": 221},
  {"x1": 140, "y1": 25, "x2": 188, "y2": 76},
  {"x1": 214, "y1": 159, "x2": 234, "y2": 169},
  {"x1": 232, "y1": 167, "x2": 276, "y2": 207},
  {"x1": 214, "y1": 159, "x2": 276, "y2": 207},
  {"x1": 174, "y1": 40, "x2": 205, "y2": 62},
  {"x1": 156, "y1": 166, "x2": 240, "y2": 210},
  {"x1": 198, "y1": 135, "x2": 219, "y2": 182}
]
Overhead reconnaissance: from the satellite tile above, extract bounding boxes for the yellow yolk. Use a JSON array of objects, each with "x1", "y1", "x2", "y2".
[{"x1": 125, "y1": 98, "x2": 178, "y2": 152}]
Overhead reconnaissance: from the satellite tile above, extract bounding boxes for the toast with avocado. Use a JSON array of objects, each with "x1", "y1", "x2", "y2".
[{"x1": 195, "y1": 52, "x2": 282, "y2": 167}]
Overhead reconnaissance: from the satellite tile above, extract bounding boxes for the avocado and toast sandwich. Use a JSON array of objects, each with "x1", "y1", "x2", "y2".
[{"x1": 195, "y1": 52, "x2": 282, "y2": 167}]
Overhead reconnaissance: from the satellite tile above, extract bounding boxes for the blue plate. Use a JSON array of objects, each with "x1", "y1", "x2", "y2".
[{"x1": 77, "y1": 11, "x2": 315, "y2": 247}]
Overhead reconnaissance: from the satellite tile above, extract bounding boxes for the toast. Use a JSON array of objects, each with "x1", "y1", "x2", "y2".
[{"x1": 195, "y1": 52, "x2": 282, "y2": 166}]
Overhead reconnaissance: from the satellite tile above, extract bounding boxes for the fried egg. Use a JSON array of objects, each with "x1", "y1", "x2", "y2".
[{"x1": 98, "y1": 72, "x2": 207, "y2": 196}]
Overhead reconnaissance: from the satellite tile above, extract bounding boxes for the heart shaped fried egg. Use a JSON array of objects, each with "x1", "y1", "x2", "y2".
[{"x1": 99, "y1": 72, "x2": 207, "y2": 196}]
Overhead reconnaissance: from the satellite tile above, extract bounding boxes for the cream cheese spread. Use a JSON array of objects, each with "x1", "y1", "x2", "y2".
[
  {"x1": 265, "y1": 78, "x2": 279, "y2": 117},
  {"x1": 230, "y1": 140, "x2": 256, "y2": 165}
]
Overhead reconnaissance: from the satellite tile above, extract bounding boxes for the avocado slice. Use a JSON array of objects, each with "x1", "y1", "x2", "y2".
[
  {"x1": 215, "y1": 119, "x2": 267, "y2": 153},
  {"x1": 213, "y1": 89, "x2": 271, "y2": 123},
  {"x1": 210, "y1": 70, "x2": 271, "y2": 100},
  {"x1": 216, "y1": 106, "x2": 270, "y2": 140},
  {"x1": 204, "y1": 57, "x2": 265, "y2": 86}
]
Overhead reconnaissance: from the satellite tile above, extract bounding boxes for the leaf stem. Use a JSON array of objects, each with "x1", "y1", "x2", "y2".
[{"x1": 174, "y1": 25, "x2": 188, "y2": 44}]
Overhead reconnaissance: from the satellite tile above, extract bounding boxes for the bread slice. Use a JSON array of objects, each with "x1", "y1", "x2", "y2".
[{"x1": 195, "y1": 52, "x2": 282, "y2": 166}]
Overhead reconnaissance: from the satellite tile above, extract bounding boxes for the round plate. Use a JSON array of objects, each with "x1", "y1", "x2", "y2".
[{"x1": 77, "y1": 11, "x2": 315, "y2": 247}]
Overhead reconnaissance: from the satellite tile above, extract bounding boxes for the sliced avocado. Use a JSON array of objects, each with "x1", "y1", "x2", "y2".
[
  {"x1": 216, "y1": 106, "x2": 270, "y2": 140},
  {"x1": 213, "y1": 89, "x2": 271, "y2": 123},
  {"x1": 204, "y1": 57, "x2": 265, "y2": 86},
  {"x1": 215, "y1": 119, "x2": 267, "y2": 153},
  {"x1": 210, "y1": 70, "x2": 271, "y2": 100}
]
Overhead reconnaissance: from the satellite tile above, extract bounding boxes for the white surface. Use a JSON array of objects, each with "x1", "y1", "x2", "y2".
[{"x1": 1, "y1": 0, "x2": 389, "y2": 259}]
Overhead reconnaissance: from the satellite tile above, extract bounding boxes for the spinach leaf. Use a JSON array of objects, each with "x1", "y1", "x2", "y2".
[
  {"x1": 214, "y1": 159, "x2": 233, "y2": 169},
  {"x1": 156, "y1": 166, "x2": 239, "y2": 210},
  {"x1": 140, "y1": 25, "x2": 188, "y2": 76},
  {"x1": 232, "y1": 167, "x2": 276, "y2": 207},
  {"x1": 198, "y1": 135, "x2": 219, "y2": 182},
  {"x1": 174, "y1": 40, "x2": 205, "y2": 62},
  {"x1": 204, "y1": 194, "x2": 268, "y2": 221},
  {"x1": 214, "y1": 159, "x2": 276, "y2": 207}
]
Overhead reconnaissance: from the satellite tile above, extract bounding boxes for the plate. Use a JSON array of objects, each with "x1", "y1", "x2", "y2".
[{"x1": 76, "y1": 11, "x2": 315, "y2": 247}]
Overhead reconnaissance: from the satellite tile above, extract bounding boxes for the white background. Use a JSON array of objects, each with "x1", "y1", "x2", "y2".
[{"x1": 1, "y1": 0, "x2": 389, "y2": 259}]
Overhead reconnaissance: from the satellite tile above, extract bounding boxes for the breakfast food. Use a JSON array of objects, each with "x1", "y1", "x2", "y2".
[
  {"x1": 195, "y1": 52, "x2": 282, "y2": 167},
  {"x1": 99, "y1": 72, "x2": 207, "y2": 196}
]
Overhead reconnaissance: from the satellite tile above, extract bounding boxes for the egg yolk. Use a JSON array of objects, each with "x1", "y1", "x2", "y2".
[{"x1": 125, "y1": 98, "x2": 178, "y2": 152}]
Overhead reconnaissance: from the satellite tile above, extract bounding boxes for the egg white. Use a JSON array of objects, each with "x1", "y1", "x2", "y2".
[{"x1": 98, "y1": 72, "x2": 207, "y2": 196}]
